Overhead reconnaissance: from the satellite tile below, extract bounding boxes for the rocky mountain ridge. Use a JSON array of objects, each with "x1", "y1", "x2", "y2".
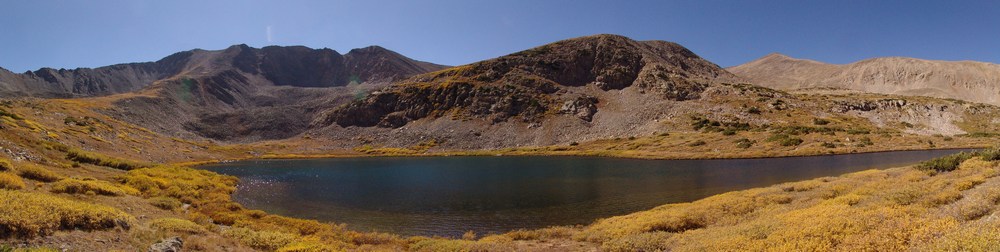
[{"x1": 0, "y1": 44, "x2": 446, "y2": 98}]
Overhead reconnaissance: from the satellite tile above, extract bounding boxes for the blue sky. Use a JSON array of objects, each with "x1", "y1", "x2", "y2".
[{"x1": 2, "y1": 0, "x2": 999, "y2": 72}]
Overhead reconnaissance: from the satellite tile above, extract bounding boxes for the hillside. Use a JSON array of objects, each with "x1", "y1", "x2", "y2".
[
  {"x1": 728, "y1": 53, "x2": 1000, "y2": 105},
  {"x1": 57, "y1": 44, "x2": 449, "y2": 142}
]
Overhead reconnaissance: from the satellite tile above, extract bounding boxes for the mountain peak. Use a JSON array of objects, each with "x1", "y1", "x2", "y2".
[{"x1": 321, "y1": 34, "x2": 740, "y2": 128}]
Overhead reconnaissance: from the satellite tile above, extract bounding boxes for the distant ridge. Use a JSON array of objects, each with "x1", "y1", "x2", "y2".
[
  {"x1": 0, "y1": 44, "x2": 447, "y2": 97},
  {"x1": 729, "y1": 53, "x2": 1000, "y2": 105}
]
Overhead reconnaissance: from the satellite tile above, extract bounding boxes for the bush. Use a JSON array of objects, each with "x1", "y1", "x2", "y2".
[
  {"x1": 149, "y1": 196, "x2": 183, "y2": 210},
  {"x1": 978, "y1": 148, "x2": 1000, "y2": 161},
  {"x1": 0, "y1": 190, "x2": 133, "y2": 237},
  {"x1": 16, "y1": 163, "x2": 61, "y2": 182},
  {"x1": 51, "y1": 178, "x2": 138, "y2": 196},
  {"x1": 780, "y1": 137, "x2": 804, "y2": 147},
  {"x1": 0, "y1": 159, "x2": 11, "y2": 172},
  {"x1": 408, "y1": 237, "x2": 513, "y2": 252},
  {"x1": 601, "y1": 232, "x2": 673, "y2": 252},
  {"x1": 688, "y1": 140, "x2": 707, "y2": 147},
  {"x1": 0, "y1": 173, "x2": 25, "y2": 190},
  {"x1": 149, "y1": 218, "x2": 206, "y2": 234},
  {"x1": 66, "y1": 148, "x2": 149, "y2": 170},
  {"x1": 813, "y1": 118, "x2": 830, "y2": 125},
  {"x1": 847, "y1": 128, "x2": 871, "y2": 135},
  {"x1": 917, "y1": 152, "x2": 975, "y2": 173},
  {"x1": 821, "y1": 142, "x2": 837, "y2": 148},
  {"x1": 223, "y1": 227, "x2": 299, "y2": 251},
  {"x1": 734, "y1": 138, "x2": 755, "y2": 149}
]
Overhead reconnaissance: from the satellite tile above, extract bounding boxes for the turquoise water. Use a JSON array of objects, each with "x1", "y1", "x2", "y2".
[{"x1": 201, "y1": 149, "x2": 971, "y2": 237}]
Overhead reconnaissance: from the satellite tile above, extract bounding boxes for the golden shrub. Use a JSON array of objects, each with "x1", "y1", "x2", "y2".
[
  {"x1": 0, "y1": 190, "x2": 133, "y2": 237},
  {"x1": 0, "y1": 158, "x2": 12, "y2": 171},
  {"x1": 15, "y1": 163, "x2": 62, "y2": 182},
  {"x1": 148, "y1": 196, "x2": 183, "y2": 210},
  {"x1": 407, "y1": 236, "x2": 513, "y2": 252},
  {"x1": 223, "y1": 227, "x2": 299, "y2": 251},
  {"x1": 0, "y1": 172, "x2": 25, "y2": 190},
  {"x1": 51, "y1": 178, "x2": 139, "y2": 196}
]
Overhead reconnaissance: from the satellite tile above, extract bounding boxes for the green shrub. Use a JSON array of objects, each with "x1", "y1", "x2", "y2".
[
  {"x1": 917, "y1": 152, "x2": 975, "y2": 173},
  {"x1": 978, "y1": 148, "x2": 1000, "y2": 161},
  {"x1": 821, "y1": 142, "x2": 837, "y2": 148},
  {"x1": 847, "y1": 128, "x2": 871, "y2": 135},
  {"x1": 781, "y1": 137, "x2": 804, "y2": 146},
  {"x1": 734, "y1": 138, "x2": 755, "y2": 149},
  {"x1": 813, "y1": 118, "x2": 830, "y2": 125}
]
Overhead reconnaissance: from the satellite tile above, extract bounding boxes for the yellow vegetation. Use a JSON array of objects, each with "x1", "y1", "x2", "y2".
[
  {"x1": 51, "y1": 178, "x2": 139, "y2": 196},
  {"x1": 407, "y1": 236, "x2": 514, "y2": 252},
  {"x1": 148, "y1": 196, "x2": 183, "y2": 210},
  {"x1": 0, "y1": 172, "x2": 25, "y2": 190},
  {"x1": 15, "y1": 163, "x2": 62, "y2": 182},
  {"x1": 66, "y1": 148, "x2": 149, "y2": 170},
  {"x1": 222, "y1": 227, "x2": 299, "y2": 251},
  {"x1": 0, "y1": 158, "x2": 12, "y2": 171},
  {"x1": 564, "y1": 155, "x2": 1000, "y2": 251},
  {"x1": 0, "y1": 190, "x2": 134, "y2": 237}
]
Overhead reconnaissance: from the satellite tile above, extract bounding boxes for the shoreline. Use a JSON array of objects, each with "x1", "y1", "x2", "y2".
[{"x1": 174, "y1": 144, "x2": 989, "y2": 167}]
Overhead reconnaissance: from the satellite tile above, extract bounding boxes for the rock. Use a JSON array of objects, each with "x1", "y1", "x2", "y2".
[
  {"x1": 560, "y1": 96, "x2": 599, "y2": 122},
  {"x1": 148, "y1": 237, "x2": 183, "y2": 252}
]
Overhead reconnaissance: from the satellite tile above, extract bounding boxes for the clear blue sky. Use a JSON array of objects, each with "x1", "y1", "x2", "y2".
[{"x1": 2, "y1": 0, "x2": 999, "y2": 72}]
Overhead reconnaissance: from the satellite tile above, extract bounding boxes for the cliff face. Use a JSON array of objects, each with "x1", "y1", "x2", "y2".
[{"x1": 729, "y1": 53, "x2": 1000, "y2": 105}]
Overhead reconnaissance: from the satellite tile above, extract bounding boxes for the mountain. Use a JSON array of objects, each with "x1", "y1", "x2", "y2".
[
  {"x1": 303, "y1": 34, "x2": 781, "y2": 148},
  {"x1": 0, "y1": 44, "x2": 446, "y2": 98},
  {"x1": 73, "y1": 44, "x2": 448, "y2": 141},
  {"x1": 728, "y1": 53, "x2": 1000, "y2": 105}
]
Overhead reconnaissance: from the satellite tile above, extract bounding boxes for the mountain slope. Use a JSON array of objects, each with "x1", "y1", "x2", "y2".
[
  {"x1": 729, "y1": 53, "x2": 1000, "y2": 105},
  {"x1": 71, "y1": 44, "x2": 447, "y2": 142}
]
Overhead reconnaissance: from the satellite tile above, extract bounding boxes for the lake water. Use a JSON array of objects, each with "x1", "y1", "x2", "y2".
[{"x1": 201, "y1": 149, "x2": 972, "y2": 237}]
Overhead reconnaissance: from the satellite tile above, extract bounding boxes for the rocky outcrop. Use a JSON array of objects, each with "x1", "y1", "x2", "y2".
[
  {"x1": 148, "y1": 237, "x2": 182, "y2": 252},
  {"x1": 559, "y1": 95, "x2": 599, "y2": 122}
]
